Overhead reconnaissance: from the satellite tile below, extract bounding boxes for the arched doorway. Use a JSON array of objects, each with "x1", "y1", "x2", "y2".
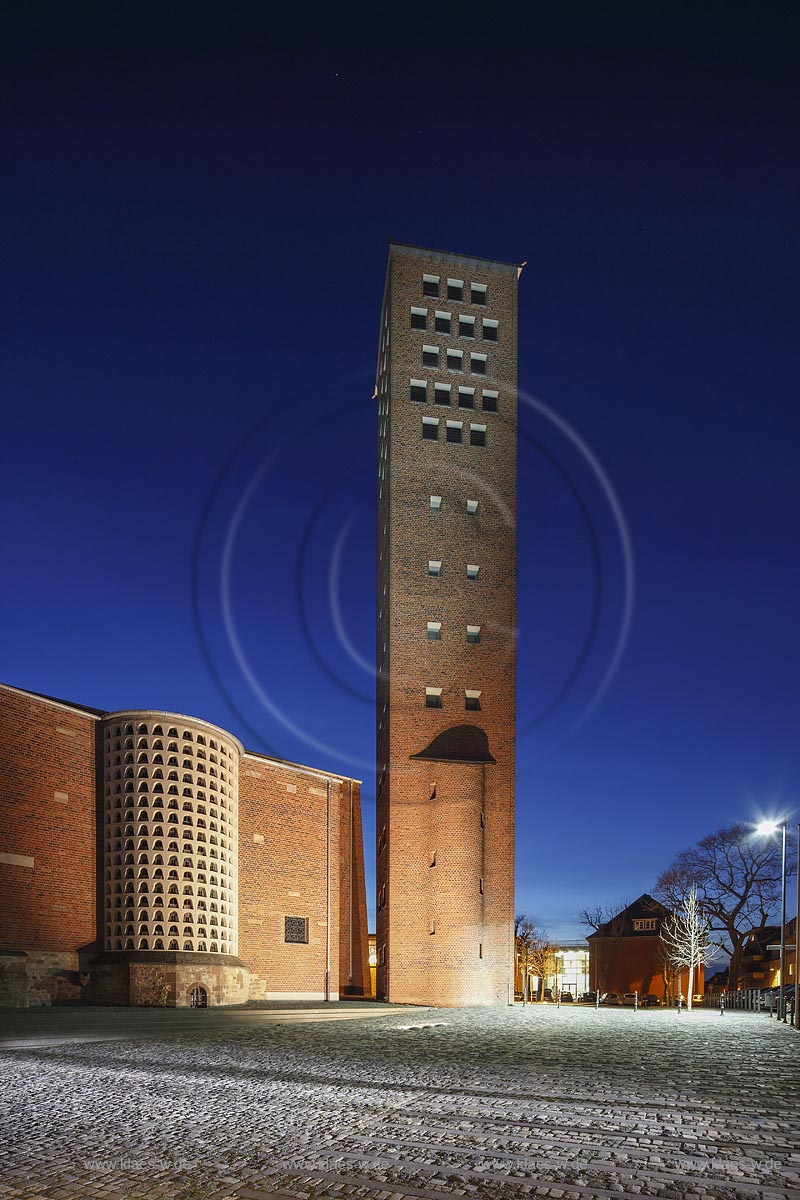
[{"x1": 189, "y1": 985, "x2": 208, "y2": 1008}]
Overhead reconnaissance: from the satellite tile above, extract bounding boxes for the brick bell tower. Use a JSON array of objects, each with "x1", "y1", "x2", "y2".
[{"x1": 375, "y1": 242, "x2": 522, "y2": 1006}]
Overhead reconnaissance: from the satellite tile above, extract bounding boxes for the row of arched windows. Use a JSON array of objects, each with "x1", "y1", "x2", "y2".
[{"x1": 111, "y1": 938, "x2": 224, "y2": 952}]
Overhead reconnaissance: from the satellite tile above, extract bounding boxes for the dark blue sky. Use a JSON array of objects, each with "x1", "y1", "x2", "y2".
[{"x1": 2, "y1": 6, "x2": 798, "y2": 938}]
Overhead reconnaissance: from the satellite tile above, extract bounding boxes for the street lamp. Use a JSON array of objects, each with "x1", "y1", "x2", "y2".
[{"x1": 756, "y1": 820, "x2": 787, "y2": 1023}]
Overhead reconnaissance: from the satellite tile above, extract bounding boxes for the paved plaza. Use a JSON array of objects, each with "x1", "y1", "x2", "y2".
[{"x1": 1, "y1": 1003, "x2": 799, "y2": 1200}]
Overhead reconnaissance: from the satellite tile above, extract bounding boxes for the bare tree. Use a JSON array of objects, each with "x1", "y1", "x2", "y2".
[
  {"x1": 660, "y1": 886, "x2": 718, "y2": 1010},
  {"x1": 655, "y1": 823, "x2": 792, "y2": 991},
  {"x1": 578, "y1": 899, "x2": 629, "y2": 994},
  {"x1": 515, "y1": 914, "x2": 555, "y2": 1005}
]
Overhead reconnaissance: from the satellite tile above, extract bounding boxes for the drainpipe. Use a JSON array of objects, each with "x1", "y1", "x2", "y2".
[
  {"x1": 325, "y1": 779, "x2": 331, "y2": 1002},
  {"x1": 349, "y1": 779, "x2": 354, "y2": 989}
]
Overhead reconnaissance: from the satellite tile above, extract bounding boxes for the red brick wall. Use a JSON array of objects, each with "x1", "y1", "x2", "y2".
[
  {"x1": 338, "y1": 780, "x2": 371, "y2": 995},
  {"x1": 0, "y1": 684, "x2": 370, "y2": 1005},
  {"x1": 377, "y1": 246, "x2": 518, "y2": 1005},
  {"x1": 590, "y1": 936, "x2": 705, "y2": 999},
  {"x1": 238, "y1": 759, "x2": 367, "y2": 998},
  {"x1": 0, "y1": 686, "x2": 99, "y2": 954}
]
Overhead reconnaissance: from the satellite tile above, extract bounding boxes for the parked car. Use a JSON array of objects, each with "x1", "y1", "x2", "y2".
[
  {"x1": 559, "y1": 991, "x2": 574, "y2": 1002},
  {"x1": 622, "y1": 992, "x2": 637, "y2": 1006},
  {"x1": 601, "y1": 992, "x2": 620, "y2": 1005},
  {"x1": 577, "y1": 991, "x2": 597, "y2": 1004},
  {"x1": 542, "y1": 988, "x2": 553, "y2": 1001},
  {"x1": 641, "y1": 994, "x2": 662, "y2": 1007}
]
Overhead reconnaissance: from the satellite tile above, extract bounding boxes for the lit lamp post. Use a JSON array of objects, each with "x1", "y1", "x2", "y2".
[{"x1": 756, "y1": 820, "x2": 787, "y2": 1023}]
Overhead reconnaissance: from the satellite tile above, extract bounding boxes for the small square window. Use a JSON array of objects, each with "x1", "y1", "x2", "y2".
[
  {"x1": 434, "y1": 383, "x2": 451, "y2": 406},
  {"x1": 446, "y1": 421, "x2": 463, "y2": 444},
  {"x1": 423, "y1": 274, "x2": 440, "y2": 297},
  {"x1": 447, "y1": 350, "x2": 463, "y2": 371},
  {"x1": 423, "y1": 345, "x2": 439, "y2": 368},
  {"x1": 471, "y1": 283, "x2": 487, "y2": 305},
  {"x1": 466, "y1": 563, "x2": 479, "y2": 579},
  {"x1": 459, "y1": 316, "x2": 475, "y2": 338},
  {"x1": 470, "y1": 424, "x2": 487, "y2": 447},
  {"x1": 285, "y1": 915, "x2": 308, "y2": 944},
  {"x1": 466, "y1": 499, "x2": 478, "y2": 515},
  {"x1": 447, "y1": 278, "x2": 463, "y2": 301},
  {"x1": 429, "y1": 495, "x2": 442, "y2": 512},
  {"x1": 410, "y1": 380, "x2": 427, "y2": 403},
  {"x1": 427, "y1": 622, "x2": 441, "y2": 641},
  {"x1": 435, "y1": 311, "x2": 451, "y2": 334},
  {"x1": 411, "y1": 307, "x2": 427, "y2": 330},
  {"x1": 482, "y1": 320, "x2": 498, "y2": 341},
  {"x1": 467, "y1": 625, "x2": 481, "y2": 643},
  {"x1": 422, "y1": 418, "x2": 439, "y2": 441},
  {"x1": 471, "y1": 353, "x2": 487, "y2": 376},
  {"x1": 458, "y1": 388, "x2": 475, "y2": 409},
  {"x1": 425, "y1": 687, "x2": 442, "y2": 708},
  {"x1": 465, "y1": 690, "x2": 482, "y2": 711},
  {"x1": 428, "y1": 560, "x2": 442, "y2": 577},
  {"x1": 482, "y1": 391, "x2": 498, "y2": 413}
]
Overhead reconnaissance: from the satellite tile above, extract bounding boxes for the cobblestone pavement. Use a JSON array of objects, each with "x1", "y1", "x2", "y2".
[{"x1": 1, "y1": 1004, "x2": 799, "y2": 1200}]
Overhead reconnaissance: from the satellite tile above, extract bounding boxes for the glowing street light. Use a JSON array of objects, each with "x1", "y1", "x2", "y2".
[{"x1": 755, "y1": 819, "x2": 787, "y2": 1023}]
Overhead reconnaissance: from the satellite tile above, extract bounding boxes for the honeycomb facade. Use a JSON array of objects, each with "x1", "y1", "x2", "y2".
[
  {"x1": 101, "y1": 712, "x2": 240, "y2": 956},
  {"x1": 0, "y1": 682, "x2": 370, "y2": 1007}
]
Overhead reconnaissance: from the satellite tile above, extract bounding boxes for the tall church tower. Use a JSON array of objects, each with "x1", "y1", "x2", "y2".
[{"x1": 375, "y1": 242, "x2": 521, "y2": 1005}]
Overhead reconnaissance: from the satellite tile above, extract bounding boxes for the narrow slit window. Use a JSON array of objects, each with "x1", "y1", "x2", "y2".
[
  {"x1": 471, "y1": 283, "x2": 487, "y2": 305},
  {"x1": 459, "y1": 315, "x2": 475, "y2": 338},
  {"x1": 466, "y1": 499, "x2": 478, "y2": 514},
  {"x1": 434, "y1": 383, "x2": 451, "y2": 406},
  {"x1": 482, "y1": 390, "x2": 498, "y2": 413},
  {"x1": 471, "y1": 353, "x2": 487, "y2": 376},
  {"x1": 425, "y1": 687, "x2": 442, "y2": 709},
  {"x1": 422, "y1": 417, "x2": 439, "y2": 441},
  {"x1": 435, "y1": 311, "x2": 451, "y2": 334},
  {"x1": 467, "y1": 625, "x2": 481, "y2": 643},
  {"x1": 410, "y1": 307, "x2": 427, "y2": 330},
  {"x1": 423, "y1": 345, "x2": 439, "y2": 368},
  {"x1": 482, "y1": 319, "x2": 498, "y2": 341},
  {"x1": 427, "y1": 621, "x2": 441, "y2": 641},
  {"x1": 447, "y1": 278, "x2": 463, "y2": 300},
  {"x1": 458, "y1": 387, "x2": 475, "y2": 409},
  {"x1": 446, "y1": 420, "x2": 463, "y2": 444},
  {"x1": 423, "y1": 274, "x2": 440, "y2": 297},
  {"x1": 428, "y1": 560, "x2": 442, "y2": 577},
  {"x1": 470, "y1": 424, "x2": 487, "y2": 447},
  {"x1": 410, "y1": 379, "x2": 427, "y2": 403},
  {"x1": 465, "y1": 689, "x2": 482, "y2": 711},
  {"x1": 466, "y1": 563, "x2": 480, "y2": 579},
  {"x1": 429, "y1": 495, "x2": 442, "y2": 512}
]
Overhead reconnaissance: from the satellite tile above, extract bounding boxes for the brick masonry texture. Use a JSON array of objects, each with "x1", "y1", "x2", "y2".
[
  {"x1": 377, "y1": 244, "x2": 519, "y2": 1006},
  {"x1": 0, "y1": 683, "x2": 369, "y2": 1006},
  {"x1": 0, "y1": 686, "x2": 99, "y2": 956}
]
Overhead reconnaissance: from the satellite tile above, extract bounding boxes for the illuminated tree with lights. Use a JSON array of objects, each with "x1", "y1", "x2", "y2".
[
  {"x1": 660, "y1": 886, "x2": 717, "y2": 1010},
  {"x1": 515, "y1": 915, "x2": 555, "y2": 1004},
  {"x1": 656, "y1": 822, "x2": 792, "y2": 990}
]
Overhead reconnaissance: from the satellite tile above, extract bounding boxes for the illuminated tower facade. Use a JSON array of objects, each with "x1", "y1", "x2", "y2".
[{"x1": 376, "y1": 242, "x2": 521, "y2": 1005}]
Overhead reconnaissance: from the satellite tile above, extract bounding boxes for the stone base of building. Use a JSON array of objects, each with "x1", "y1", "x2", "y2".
[
  {"x1": 82, "y1": 951, "x2": 250, "y2": 1007},
  {"x1": 0, "y1": 950, "x2": 88, "y2": 1007}
]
